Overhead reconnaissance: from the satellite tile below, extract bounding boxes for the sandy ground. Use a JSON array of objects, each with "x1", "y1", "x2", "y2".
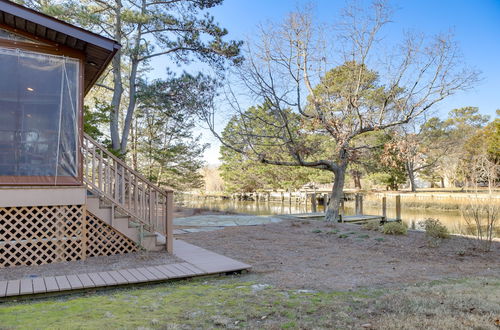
[
  {"x1": 0, "y1": 251, "x2": 182, "y2": 281},
  {"x1": 180, "y1": 218, "x2": 500, "y2": 291}
]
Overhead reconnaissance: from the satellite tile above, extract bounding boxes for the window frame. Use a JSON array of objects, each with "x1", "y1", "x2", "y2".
[{"x1": 0, "y1": 23, "x2": 85, "y2": 186}]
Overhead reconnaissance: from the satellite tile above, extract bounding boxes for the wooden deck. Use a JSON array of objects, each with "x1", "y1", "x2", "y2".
[
  {"x1": 0, "y1": 240, "x2": 251, "y2": 299},
  {"x1": 287, "y1": 213, "x2": 399, "y2": 223}
]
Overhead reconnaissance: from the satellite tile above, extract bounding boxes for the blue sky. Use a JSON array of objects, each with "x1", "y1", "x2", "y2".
[{"x1": 156, "y1": 0, "x2": 500, "y2": 164}]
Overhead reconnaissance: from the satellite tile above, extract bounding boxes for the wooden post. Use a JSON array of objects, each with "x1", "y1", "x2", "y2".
[
  {"x1": 340, "y1": 197, "x2": 344, "y2": 215},
  {"x1": 166, "y1": 190, "x2": 174, "y2": 254},
  {"x1": 281, "y1": 191, "x2": 285, "y2": 203},
  {"x1": 382, "y1": 196, "x2": 387, "y2": 220},
  {"x1": 311, "y1": 192, "x2": 317, "y2": 213},
  {"x1": 323, "y1": 193, "x2": 328, "y2": 213},
  {"x1": 395, "y1": 195, "x2": 401, "y2": 220}
]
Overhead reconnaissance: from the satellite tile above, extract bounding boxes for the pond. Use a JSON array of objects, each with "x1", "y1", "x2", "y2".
[{"x1": 179, "y1": 196, "x2": 500, "y2": 237}]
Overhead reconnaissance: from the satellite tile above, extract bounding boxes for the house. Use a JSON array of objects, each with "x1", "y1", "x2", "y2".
[{"x1": 0, "y1": 0, "x2": 173, "y2": 269}]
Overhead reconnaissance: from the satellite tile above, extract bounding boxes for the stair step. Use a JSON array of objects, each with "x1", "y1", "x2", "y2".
[{"x1": 85, "y1": 187, "x2": 167, "y2": 252}]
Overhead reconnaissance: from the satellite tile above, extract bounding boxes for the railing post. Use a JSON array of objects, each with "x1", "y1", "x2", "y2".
[{"x1": 166, "y1": 190, "x2": 174, "y2": 253}]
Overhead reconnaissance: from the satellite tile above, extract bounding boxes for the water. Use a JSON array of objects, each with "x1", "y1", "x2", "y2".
[{"x1": 179, "y1": 196, "x2": 499, "y2": 237}]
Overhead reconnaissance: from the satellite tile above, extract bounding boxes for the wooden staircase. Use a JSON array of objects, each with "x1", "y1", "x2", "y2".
[{"x1": 82, "y1": 134, "x2": 174, "y2": 253}]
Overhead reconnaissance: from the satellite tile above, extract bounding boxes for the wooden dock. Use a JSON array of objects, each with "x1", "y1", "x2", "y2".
[
  {"x1": 0, "y1": 240, "x2": 251, "y2": 299},
  {"x1": 287, "y1": 212, "x2": 398, "y2": 223}
]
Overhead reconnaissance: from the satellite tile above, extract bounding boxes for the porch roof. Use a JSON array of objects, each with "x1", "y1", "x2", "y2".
[{"x1": 0, "y1": 0, "x2": 120, "y2": 94}]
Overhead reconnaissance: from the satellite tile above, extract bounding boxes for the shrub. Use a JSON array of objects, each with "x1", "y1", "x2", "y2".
[
  {"x1": 380, "y1": 222, "x2": 408, "y2": 235},
  {"x1": 461, "y1": 199, "x2": 499, "y2": 252},
  {"x1": 420, "y1": 218, "x2": 449, "y2": 239},
  {"x1": 363, "y1": 221, "x2": 381, "y2": 231}
]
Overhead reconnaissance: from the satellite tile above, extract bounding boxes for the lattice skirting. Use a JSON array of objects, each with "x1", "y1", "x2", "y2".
[
  {"x1": 0, "y1": 205, "x2": 138, "y2": 268},
  {"x1": 86, "y1": 212, "x2": 138, "y2": 257}
]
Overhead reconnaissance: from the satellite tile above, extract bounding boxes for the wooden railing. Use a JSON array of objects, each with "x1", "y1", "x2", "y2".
[{"x1": 82, "y1": 133, "x2": 173, "y2": 253}]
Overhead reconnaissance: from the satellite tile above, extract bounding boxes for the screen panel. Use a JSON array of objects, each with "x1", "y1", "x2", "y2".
[{"x1": 0, "y1": 47, "x2": 80, "y2": 185}]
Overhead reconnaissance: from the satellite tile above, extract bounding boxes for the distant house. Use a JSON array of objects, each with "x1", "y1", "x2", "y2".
[{"x1": 0, "y1": 1, "x2": 173, "y2": 269}]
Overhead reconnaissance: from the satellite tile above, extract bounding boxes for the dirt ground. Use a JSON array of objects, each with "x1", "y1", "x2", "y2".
[
  {"x1": 0, "y1": 250, "x2": 181, "y2": 281},
  {"x1": 180, "y1": 218, "x2": 500, "y2": 291}
]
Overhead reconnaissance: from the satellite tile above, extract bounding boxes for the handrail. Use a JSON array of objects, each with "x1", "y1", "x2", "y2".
[
  {"x1": 83, "y1": 133, "x2": 174, "y2": 194},
  {"x1": 82, "y1": 133, "x2": 173, "y2": 252}
]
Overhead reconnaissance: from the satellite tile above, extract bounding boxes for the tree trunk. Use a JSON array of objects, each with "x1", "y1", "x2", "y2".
[
  {"x1": 120, "y1": 0, "x2": 145, "y2": 154},
  {"x1": 110, "y1": 1, "x2": 123, "y2": 151},
  {"x1": 325, "y1": 164, "x2": 347, "y2": 222},
  {"x1": 120, "y1": 59, "x2": 139, "y2": 154},
  {"x1": 325, "y1": 150, "x2": 348, "y2": 222},
  {"x1": 352, "y1": 170, "x2": 362, "y2": 189},
  {"x1": 406, "y1": 162, "x2": 417, "y2": 192},
  {"x1": 440, "y1": 177, "x2": 445, "y2": 188}
]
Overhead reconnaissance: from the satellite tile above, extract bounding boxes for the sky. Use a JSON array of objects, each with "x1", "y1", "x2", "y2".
[{"x1": 155, "y1": 0, "x2": 500, "y2": 165}]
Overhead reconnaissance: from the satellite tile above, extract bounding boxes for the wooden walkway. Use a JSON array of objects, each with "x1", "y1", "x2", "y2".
[{"x1": 0, "y1": 240, "x2": 251, "y2": 299}]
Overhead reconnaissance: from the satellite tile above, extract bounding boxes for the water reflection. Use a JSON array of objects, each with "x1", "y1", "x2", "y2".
[{"x1": 179, "y1": 197, "x2": 499, "y2": 237}]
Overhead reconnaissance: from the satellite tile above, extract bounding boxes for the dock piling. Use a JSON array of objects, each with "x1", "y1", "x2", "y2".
[
  {"x1": 311, "y1": 192, "x2": 317, "y2": 212},
  {"x1": 382, "y1": 196, "x2": 387, "y2": 220},
  {"x1": 395, "y1": 195, "x2": 401, "y2": 220}
]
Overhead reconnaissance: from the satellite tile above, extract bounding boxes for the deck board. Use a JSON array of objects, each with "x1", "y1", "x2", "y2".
[
  {"x1": 162, "y1": 264, "x2": 184, "y2": 277},
  {"x1": 77, "y1": 274, "x2": 95, "y2": 288},
  {"x1": 107, "y1": 271, "x2": 128, "y2": 285},
  {"x1": 135, "y1": 267, "x2": 158, "y2": 281},
  {"x1": 0, "y1": 281, "x2": 8, "y2": 297},
  {"x1": 170, "y1": 264, "x2": 193, "y2": 277},
  {"x1": 0, "y1": 239, "x2": 250, "y2": 298},
  {"x1": 66, "y1": 275, "x2": 84, "y2": 290},
  {"x1": 87, "y1": 273, "x2": 106, "y2": 287},
  {"x1": 44, "y1": 277, "x2": 59, "y2": 292},
  {"x1": 5, "y1": 280, "x2": 20, "y2": 296},
  {"x1": 117, "y1": 269, "x2": 139, "y2": 284},
  {"x1": 97, "y1": 272, "x2": 117, "y2": 286},
  {"x1": 144, "y1": 266, "x2": 168, "y2": 280},
  {"x1": 32, "y1": 278, "x2": 46, "y2": 294},
  {"x1": 154, "y1": 265, "x2": 177, "y2": 278},
  {"x1": 126, "y1": 268, "x2": 148, "y2": 282},
  {"x1": 19, "y1": 279, "x2": 33, "y2": 295},
  {"x1": 55, "y1": 276, "x2": 71, "y2": 291}
]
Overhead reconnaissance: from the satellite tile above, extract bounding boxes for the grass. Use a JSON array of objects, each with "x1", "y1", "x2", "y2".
[{"x1": 0, "y1": 276, "x2": 498, "y2": 329}]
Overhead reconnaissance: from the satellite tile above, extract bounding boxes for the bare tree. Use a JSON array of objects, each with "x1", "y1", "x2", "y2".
[{"x1": 201, "y1": 1, "x2": 480, "y2": 221}]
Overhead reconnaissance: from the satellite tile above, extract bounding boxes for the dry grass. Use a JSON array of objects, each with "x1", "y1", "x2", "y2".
[
  {"x1": 372, "y1": 278, "x2": 500, "y2": 329},
  {"x1": 362, "y1": 220, "x2": 381, "y2": 231},
  {"x1": 381, "y1": 221, "x2": 408, "y2": 235},
  {"x1": 365, "y1": 193, "x2": 500, "y2": 211}
]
